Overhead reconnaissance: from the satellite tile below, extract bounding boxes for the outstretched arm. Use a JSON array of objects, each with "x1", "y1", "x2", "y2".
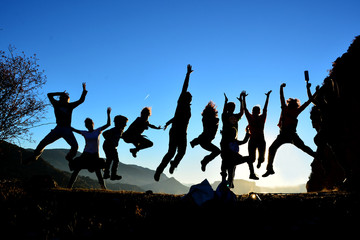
[
  {"x1": 149, "y1": 123, "x2": 162, "y2": 130},
  {"x1": 71, "y1": 127, "x2": 82, "y2": 135},
  {"x1": 100, "y1": 107, "x2": 111, "y2": 131},
  {"x1": 263, "y1": 90, "x2": 272, "y2": 114},
  {"x1": 164, "y1": 118, "x2": 174, "y2": 130},
  {"x1": 280, "y1": 83, "x2": 286, "y2": 108},
  {"x1": 72, "y1": 82, "x2": 88, "y2": 108},
  {"x1": 181, "y1": 64, "x2": 193, "y2": 95}
]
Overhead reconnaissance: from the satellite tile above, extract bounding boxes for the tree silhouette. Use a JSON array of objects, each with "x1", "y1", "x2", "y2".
[{"x1": 0, "y1": 46, "x2": 47, "y2": 143}]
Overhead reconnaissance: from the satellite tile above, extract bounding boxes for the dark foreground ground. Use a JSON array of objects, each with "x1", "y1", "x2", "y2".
[{"x1": 1, "y1": 179, "x2": 359, "y2": 239}]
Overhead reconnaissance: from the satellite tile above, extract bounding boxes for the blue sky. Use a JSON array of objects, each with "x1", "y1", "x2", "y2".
[{"x1": 1, "y1": 0, "x2": 359, "y2": 187}]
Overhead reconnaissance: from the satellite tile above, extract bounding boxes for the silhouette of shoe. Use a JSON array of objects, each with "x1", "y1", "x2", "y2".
[
  {"x1": 154, "y1": 169, "x2": 161, "y2": 182},
  {"x1": 201, "y1": 160, "x2": 207, "y2": 172},
  {"x1": 257, "y1": 161, "x2": 263, "y2": 169},
  {"x1": 169, "y1": 161, "x2": 176, "y2": 174},
  {"x1": 110, "y1": 174, "x2": 122, "y2": 181},
  {"x1": 249, "y1": 173, "x2": 259, "y2": 180},
  {"x1": 130, "y1": 148, "x2": 137, "y2": 158},
  {"x1": 262, "y1": 169, "x2": 275, "y2": 177},
  {"x1": 190, "y1": 140, "x2": 196, "y2": 148}
]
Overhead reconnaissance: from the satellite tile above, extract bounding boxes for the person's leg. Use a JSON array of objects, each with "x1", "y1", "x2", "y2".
[
  {"x1": 95, "y1": 169, "x2": 106, "y2": 189},
  {"x1": 233, "y1": 154, "x2": 258, "y2": 180},
  {"x1": 62, "y1": 128, "x2": 79, "y2": 161},
  {"x1": 257, "y1": 138, "x2": 266, "y2": 168},
  {"x1": 170, "y1": 134, "x2": 187, "y2": 174},
  {"x1": 110, "y1": 149, "x2": 122, "y2": 180},
  {"x1": 33, "y1": 127, "x2": 62, "y2": 161},
  {"x1": 103, "y1": 147, "x2": 112, "y2": 179},
  {"x1": 292, "y1": 133, "x2": 316, "y2": 157},
  {"x1": 199, "y1": 140, "x2": 221, "y2": 171},
  {"x1": 67, "y1": 169, "x2": 80, "y2": 188},
  {"x1": 135, "y1": 136, "x2": 153, "y2": 152},
  {"x1": 263, "y1": 133, "x2": 287, "y2": 177},
  {"x1": 190, "y1": 135, "x2": 201, "y2": 148},
  {"x1": 248, "y1": 138, "x2": 257, "y2": 164},
  {"x1": 154, "y1": 132, "x2": 177, "y2": 181}
]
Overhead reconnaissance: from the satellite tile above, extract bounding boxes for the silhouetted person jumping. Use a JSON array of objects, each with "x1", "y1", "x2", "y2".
[
  {"x1": 222, "y1": 126, "x2": 257, "y2": 188},
  {"x1": 243, "y1": 90, "x2": 271, "y2": 169},
  {"x1": 26, "y1": 83, "x2": 88, "y2": 165},
  {"x1": 220, "y1": 91, "x2": 259, "y2": 183},
  {"x1": 102, "y1": 115, "x2": 128, "y2": 180},
  {"x1": 122, "y1": 107, "x2": 161, "y2": 158},
  {"x1": 190, "y1": 101, "x2": 220, "y2": 172},
  {"x1": 154, "y1": 64, "x2": 193, "y2": 181},
  {"x1": 263, "y1": 83, "x2": 316, "y2": 177},
  {"x1": 68, "y1": 107, "x2": 111, "y2": 189}
]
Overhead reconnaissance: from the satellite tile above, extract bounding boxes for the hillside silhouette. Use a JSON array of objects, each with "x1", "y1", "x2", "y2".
[
  {"x1": 1, "y1": 141, "x2": 189, "y2": 194},
  {"x1": 0, "y1": 141, "x2": 141, "y2": 191}
]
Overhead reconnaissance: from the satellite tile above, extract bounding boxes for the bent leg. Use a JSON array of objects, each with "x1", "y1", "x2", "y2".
[
  {"x1": 200, "y1": 141, "x2": 221, "y2": 169},
  {"x1": 34, "y1": 128, "x2": 62, "y2": 160},
  {"x1": 62, "y1": 128, "x2": 79, "y2": 161},
  {"x1": 137, "y1": 136, "x2": 154, "y2": 151},
  {"x1": 292, "y1": 134, "x2": 316, "y2": 157}
]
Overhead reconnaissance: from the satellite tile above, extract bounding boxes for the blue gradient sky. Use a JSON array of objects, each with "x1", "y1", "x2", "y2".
[{"x1": 1, "y1": 0, "x2": 359, "y2": 187}]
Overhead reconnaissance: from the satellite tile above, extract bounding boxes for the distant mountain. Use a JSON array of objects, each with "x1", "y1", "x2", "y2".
[{"x1": 40, "y1": 148, "x2": 189, "y2": 194}]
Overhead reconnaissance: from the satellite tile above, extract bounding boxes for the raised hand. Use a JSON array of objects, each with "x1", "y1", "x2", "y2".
[
  {"x1": 265, "y1": 90, "x2": 272, "y2": 96},
  {"x1": 187, "y1": 64, "x2": 193, "y2": 74},
  {"x1": 224, "y1": 93, "x2": 228, "y2": 102}
]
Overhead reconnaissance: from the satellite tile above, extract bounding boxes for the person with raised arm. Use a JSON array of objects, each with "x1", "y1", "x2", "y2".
[
  {"x1": 25, "y1": 83, "x2": 88, "y2": 165},
  {"x1": 263, "y1": 83, "x2": 316, "y2": 177},
  {"x1": 154, "y1": 64, "x2": 193, "y2": 181},
  {"x1": 243, "y1": 90, "x2": 272, "y2": 169},
  {"x1": 68, "y1": 107, "x2": 112, "y2": 189}
]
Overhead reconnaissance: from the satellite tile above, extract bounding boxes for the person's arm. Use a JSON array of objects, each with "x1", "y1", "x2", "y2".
[
  {"x1": 236, "y1": 91, "x2": 247, "y2": 118},
  {"x1": 263, "y1": 90, "x2": 272, "y2": 114},
  {"x1": 100, "y1": 107, "x2": 111, "y2": 131},
  {"x1": 280, "y1": 83, "x2": 286, "y2": 108},
  {"x1": 149, "y1": 123, "x2": 162, "y2": 130},
  {"x1": 71, "y1": 82, "x2": 88, "y2": 108},
  {"x1": 180, "y1": 64, "x2": 193, "y2": 95},
  {"x1": 241, "y1": 91, "x2": 251, "y2": 119},
  {"x1": 298, "y1": 98, "x2": 312, "y2": 114},
  {"x1": 223, "y1": 93, "x2": 228, "y2": 112},
  {"x1": 47, "y1": 92, "x2": 66, "y2": 105},
  {"x1": 237, "y1": 127, "x2": 250, "y2": 145},
  {"x1": 71, "y1": 127, "x2": 82, "y2": 135},
  {"x1": 163, "y1": 118, "x2": 174, "y2": 130}
]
